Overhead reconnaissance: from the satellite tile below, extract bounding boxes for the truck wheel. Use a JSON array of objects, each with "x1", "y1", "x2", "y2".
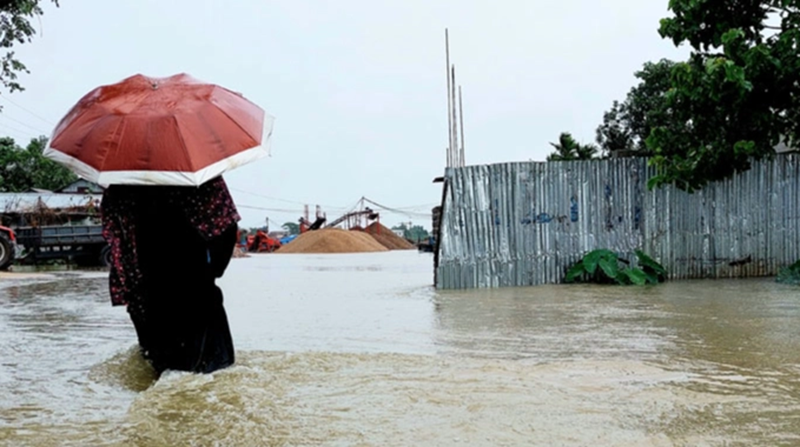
[
  {"x1": 0, "y1": 233, "x2": 13, "y2": 271},
  {"x1": 99, "y1": 246, "x2": 112, "y2": 267}
]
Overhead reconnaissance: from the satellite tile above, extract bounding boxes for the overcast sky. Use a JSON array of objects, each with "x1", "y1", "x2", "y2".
[{"x1": 3, "y1": 0, "x2": 688, "y2": 228}]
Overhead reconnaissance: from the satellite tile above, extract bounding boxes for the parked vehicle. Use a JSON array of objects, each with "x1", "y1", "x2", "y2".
[
  {"x1": 13, "y1": 225, "x2": 110, "y2": 267},
  {"x1": 418, "y1": 236, "x2": 435, "y2": 253},
  {"x1": 248, "y1": 229, "x2": 282, "y2": 253},
  {"x1": 279, "y1": 234, "x2": 298, "y2": 245},
  {"x1": 0, "y1": 226, "x2": 16, "y2": 270},
  {"x1": 238, "y1": 228, "x2": 282, "y2": 253}
]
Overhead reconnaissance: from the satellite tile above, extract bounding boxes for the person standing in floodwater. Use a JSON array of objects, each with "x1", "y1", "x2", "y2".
[{"x1": 100, "y1": 176, "x2": 239, "y2": 375}]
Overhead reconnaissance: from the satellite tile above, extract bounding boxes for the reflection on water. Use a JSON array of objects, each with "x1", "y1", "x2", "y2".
[{"x1": 2, "y1": 251, "x2": 800, "y2": 445}]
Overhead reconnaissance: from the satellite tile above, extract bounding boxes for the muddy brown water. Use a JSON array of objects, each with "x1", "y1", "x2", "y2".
[{"x1": 1, "y1": 251, "x2": 800, "y2": 446}]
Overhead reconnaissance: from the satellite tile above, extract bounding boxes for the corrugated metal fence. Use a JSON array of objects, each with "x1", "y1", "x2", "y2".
[{"x1": 436, "y1": 155, "x2": 800, "y2": 289}]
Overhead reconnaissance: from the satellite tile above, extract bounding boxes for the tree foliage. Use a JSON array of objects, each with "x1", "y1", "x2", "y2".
[
  {"x1": 647, "y1": 0, "x2": 800, "y2": 191},
  {"x1": 595, "y1": 100, "x2": 634, "y2": 155},
  {"x1": 596, "y1": 59, "x2": 678, "y2": 156},
  {"x1": 0, "y1": 1, "x2": 59, "y2": 94},
  {"x1": 392, "y1": 223, "x2": 430, "y2": 241},
  {"x1": 546, "y1": 132, "x2": 599, "y2": 161},
  {"x1": 0, "y1": 136, "x2": 77, "y2": 192},
  {"x1": 282, "y1": 222, "x2": 300, "y2": 235}
]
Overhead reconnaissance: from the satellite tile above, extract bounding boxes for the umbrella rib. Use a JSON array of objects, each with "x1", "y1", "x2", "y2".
[
  {"x1": 211, "y1": 101, "x2": 261, "y2": 145},
  {"x1": 100, "y1": 116, "x2": 127, "y2": 172},
  {"x1": 172, "y1": 114, "x2": 194, "y2": 174}
]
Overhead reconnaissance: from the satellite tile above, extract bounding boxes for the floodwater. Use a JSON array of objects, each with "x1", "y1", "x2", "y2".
[{"x1": 2, "y1": 251, "x2": 800, "y2": 446}]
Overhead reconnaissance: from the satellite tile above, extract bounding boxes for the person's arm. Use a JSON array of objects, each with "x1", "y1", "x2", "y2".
[{"x1": 208, "y1": 224, "x2": 238, "y2": 277}]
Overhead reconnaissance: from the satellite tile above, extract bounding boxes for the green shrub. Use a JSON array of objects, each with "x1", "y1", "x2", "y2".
[
  {"x1": 777, "y1": 260, "x2": 800, "y2": 285},
  {"x1": 565, "y1": 249, "x2": 666, "y2": 285}
]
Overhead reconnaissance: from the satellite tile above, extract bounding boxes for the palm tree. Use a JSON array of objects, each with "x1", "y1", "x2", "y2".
[
  {"x1": 575, "y1": 142, "x2": 598, "y2": 159},
  {"x1": 547, "y1": 132, "x2": 598, "y2": 161}
]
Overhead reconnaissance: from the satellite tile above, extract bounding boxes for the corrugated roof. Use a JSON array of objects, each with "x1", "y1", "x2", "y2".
[
  {"x1": 775, "y1": 141, "x2": 799, "y2": 153},
  {"x1": 0, "y1": 193, "x2": 101, "y2": 213}
]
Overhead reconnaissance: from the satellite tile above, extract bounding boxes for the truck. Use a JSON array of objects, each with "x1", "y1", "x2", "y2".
[
  {"x1": 417, "y1": 236, "x2": 435, "y2": 253},
  {"x1": 12, "y1": 225, "x2": 111, "y2": 268},
  {"x1": 0, "y1": 226, "x2": 16, "y2": 270}
]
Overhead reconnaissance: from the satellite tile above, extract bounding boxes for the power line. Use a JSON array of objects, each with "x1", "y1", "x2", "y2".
[
  {"x1": 0, "y1": 95, "x2": 56, "y2": 126},
  {"x1": 230, "y1": 188, "x2": 307, "y2": 205},
  {"x1": 362, "y1": 198, "x2": 432, "y2": 218},
  {"x1": 235, "y1": 204, "x2": 304, "y2": 213},
  {"x1": 0, "y1": 114, "x2": 50, "y2": 135},
  {"x1": 231, "y1": 187, "x2": 437, "y2": 215},
  {"x1": 391, "y1": 203, "x2": 439, "y2": 210},
  {"x1": 236, "y1": 200, "x2": 431, "y2": 226},
  {"x1": 235, "y1": 191, "x2": 435, "y2": 222},
  {"x1": 341, "y1": 197, "x2": 364, "y2": 215},
  {"x1": 384, "y1": 211, "x2": 433, "y2": 218},
  {"x1": 0, "y1": 121, "x2": 32, "y2": 141},
  {"x1": 230, "y1": 187, "x2": 350, "y2": 211},
  {"x1": 0, "y1": 120, "x2": 34, "y2": 136}
]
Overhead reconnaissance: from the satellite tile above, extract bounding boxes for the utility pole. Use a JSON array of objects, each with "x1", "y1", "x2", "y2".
[
  {"x1": 444, "y1": 28, "x2": 466, "y2": 168},
  {"x1": 459, "y1": 85, "x2": 465, "y2": 167},
  {"x1": 445, "y1": 28, "x2": 453, "y2": 168}
]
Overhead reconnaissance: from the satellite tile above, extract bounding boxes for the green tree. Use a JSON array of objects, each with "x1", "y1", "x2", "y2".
[
  {"x1": 0, "y1": 137, "x2": 27, "y2": 190},
  {"x1": 624, "y1": 60, "x2": 677, "y2": 152},
  {"x1": 282, "y1": 222, "x2": 300, "y2": 235},
  {"x1": 0, "y1": 1, "x2": 59, "y2": 94},
  {"x1": 595, "y1": 100, "x2": 634, "y2": 154},
  {"x1": 406, "y1": 225, "x2": 429, "y2": 242},
  {"x1": 27, "y1": 136, "x2": 76, "y2": 190},
  {"x1": 647, "y1": 0, "x2": 800, "y2": 191},
  {"x1": 391, "y1": 223, "x2": 430, "y2": 241},
  {"x1": 0, "y1": 136, "x2": 77, "y2": 191},
  {"x1": 547, "y1": 132, "x2": 598, "y2": 161},
  {"x1": 596, "y1": 59, "x2": 678, "y2": 156}
]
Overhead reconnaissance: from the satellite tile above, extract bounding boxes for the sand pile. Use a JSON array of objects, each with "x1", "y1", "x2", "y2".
[
  {"x1": 365, "y1": 223, "x2": 416, "y2": 250},
  {"x1": 275, "y1": 228, "x2": 388, "y2": 254}
]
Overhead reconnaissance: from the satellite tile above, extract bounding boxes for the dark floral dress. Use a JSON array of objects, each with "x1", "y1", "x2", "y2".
[{"x1": 101, "y1": 176, "x2": 240, "y2": 374}]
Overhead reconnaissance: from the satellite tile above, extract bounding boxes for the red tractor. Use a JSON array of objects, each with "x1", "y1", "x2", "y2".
[
  {"x1": 238, "y1": 228, "x2": 282, "y2": 253},
  {"x1": 251, "y1": 229, "x2": 282, "y2": 253},
  {"x1": 0, "y1": 226, "x2": 17, "y2": 270}
]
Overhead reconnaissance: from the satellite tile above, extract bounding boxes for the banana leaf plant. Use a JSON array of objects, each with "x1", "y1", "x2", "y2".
[{"x1": 565, "y1": 249, "x2": 666, "y2": 285}]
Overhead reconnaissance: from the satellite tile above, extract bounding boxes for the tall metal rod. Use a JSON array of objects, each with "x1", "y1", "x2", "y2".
[
  {"x1": 450, "y1": 65, "x2": 458, "y2": 168},
  {"x1": 458, "y1": 85, "x2": 465, "y2": 167},
  {"x1": 445, "y1": 29, "x2": 453, "y2": 167}
]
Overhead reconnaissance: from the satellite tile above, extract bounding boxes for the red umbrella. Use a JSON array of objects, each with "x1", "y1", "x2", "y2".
[{"x1": 43, "y1": 73, "x2": 274, "y2": 186}]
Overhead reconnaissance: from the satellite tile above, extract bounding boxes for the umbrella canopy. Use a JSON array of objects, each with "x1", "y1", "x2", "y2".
[{"x1": 44, "y1": 73, "x2": 274, "y2": 186}]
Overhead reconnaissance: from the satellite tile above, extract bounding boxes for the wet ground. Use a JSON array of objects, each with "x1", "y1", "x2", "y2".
[{"x1": 1, "y1": 251, "x2": 800, "y2": 446}]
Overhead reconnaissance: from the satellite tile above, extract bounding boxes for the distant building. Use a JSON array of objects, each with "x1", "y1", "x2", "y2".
[
  {"x1": 57, "y1": 179, "x2": 105, "y2": 194},
  {"x1": 0, "y1": 192, "x2": 101, "y2": 227},
  {"x1": 775, "y1": 141, "x2": 799, "y2": 154},
  {"x1": 0, "y1": 180, "x2": 104, "y2": 227}
]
